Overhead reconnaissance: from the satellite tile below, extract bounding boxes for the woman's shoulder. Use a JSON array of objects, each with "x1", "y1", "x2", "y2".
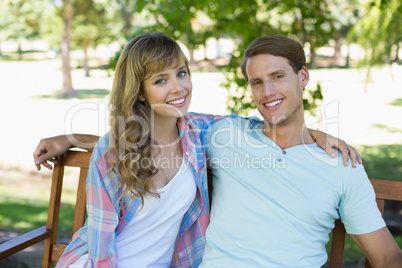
[
  {"x1": 91, "y1": 132, "x2": 112, "y2": 160},
  {"x1": 185, "y1": 112, "x2": 217, "y2": 121}
]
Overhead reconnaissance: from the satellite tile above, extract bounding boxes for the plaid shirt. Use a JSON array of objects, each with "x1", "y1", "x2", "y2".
[{"x1": 56, "y1": 112, "x2": 225, "y2": 268}]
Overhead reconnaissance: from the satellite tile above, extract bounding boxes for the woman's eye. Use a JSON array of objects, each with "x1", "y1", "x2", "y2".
[
  {"x1": 155, "y1": 79, "x2": 166, "y2": 85},
  {"x1": 178, "y1": 70, "x2": 187, "y2": 78}
]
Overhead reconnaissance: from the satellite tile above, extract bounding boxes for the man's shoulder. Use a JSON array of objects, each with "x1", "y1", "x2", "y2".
[
  {"x1": 301, "y1": 144, "x2": 365, "y2": 174},
  {"x1": 211, "y1": 113, "x2": 263, "y2": 129}
]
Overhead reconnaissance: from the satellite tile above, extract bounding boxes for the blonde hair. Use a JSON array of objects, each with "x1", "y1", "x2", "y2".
[{"x1": 106, "y1": 32, "x2": 190, "y2": 205}]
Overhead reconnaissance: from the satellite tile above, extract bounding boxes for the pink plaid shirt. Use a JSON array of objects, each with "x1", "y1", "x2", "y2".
[{"x1": 56, "y1": 112, "x2": 226, "y2": 268}]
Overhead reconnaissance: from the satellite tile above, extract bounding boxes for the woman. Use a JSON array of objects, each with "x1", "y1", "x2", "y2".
[{"x1": 34, "y1": 32, "x2": 360, "y2": 268}]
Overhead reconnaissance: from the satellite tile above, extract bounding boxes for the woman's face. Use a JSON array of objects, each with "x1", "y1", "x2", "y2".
[{"x1": 141, "y1": 60, "x2": 192, "y2": 122}]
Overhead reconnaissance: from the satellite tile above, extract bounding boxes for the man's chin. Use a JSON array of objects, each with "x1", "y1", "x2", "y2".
[{"x1": 263, "y1": 117, "x2": 285, "y2": 127}]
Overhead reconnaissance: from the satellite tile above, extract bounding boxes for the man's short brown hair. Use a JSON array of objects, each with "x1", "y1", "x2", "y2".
[{"x1": 241, "y1": 35, "x2": 306, "y2": 82}]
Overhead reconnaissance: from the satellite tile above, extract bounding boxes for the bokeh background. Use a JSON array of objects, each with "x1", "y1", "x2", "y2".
[{"x1": 0, "y1": 0, "x2": 401, "y2": 267}]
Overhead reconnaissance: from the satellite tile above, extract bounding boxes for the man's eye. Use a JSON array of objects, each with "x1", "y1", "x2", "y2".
[
  {"x1": 155, "y1": 79, "x2": 166, "y2": 85},
  {"x1": 274, "y1": 74, "x2": 284, "y2": 80},
  {"x1": 252, "y1": 80, "x2": 261, "y2": 86},
  {"x1": 178, "y1": 71, "x2": 187, "y2": 77}
]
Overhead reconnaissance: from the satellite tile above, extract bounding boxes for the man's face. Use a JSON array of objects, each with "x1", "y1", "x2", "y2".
[{"x1": 246, "y1": 54, "x2": 309, "y2": 128}]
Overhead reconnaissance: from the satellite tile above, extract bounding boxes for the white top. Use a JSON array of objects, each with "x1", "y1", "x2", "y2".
[{"x1": 70, "y1": 155, "x2": 196, "y2": 268}]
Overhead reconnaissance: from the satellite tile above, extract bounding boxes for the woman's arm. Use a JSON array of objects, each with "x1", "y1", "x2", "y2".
[
  {"x1": 33, "y1": 134, "x2": 100, "y2": 170},
  {"x1": 57, "y1": 142, "x2": 119, "y2": 267},
  {"x1": 309, "y1": 129, "x2": 362, "y2": 167}
]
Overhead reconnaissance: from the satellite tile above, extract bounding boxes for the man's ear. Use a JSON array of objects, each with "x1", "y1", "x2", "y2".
[{"x1": 300, "y1": 66, "x2": 309, "y2": 87}]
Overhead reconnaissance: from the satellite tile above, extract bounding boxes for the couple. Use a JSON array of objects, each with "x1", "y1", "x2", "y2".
[{"x1": 34, "y1": 32, "x2": 402, "y2": 267}]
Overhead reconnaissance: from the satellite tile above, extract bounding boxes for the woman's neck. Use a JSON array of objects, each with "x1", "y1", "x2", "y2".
[{"x1": 151, "y1": 116, "x2": 180, "y2": 146}]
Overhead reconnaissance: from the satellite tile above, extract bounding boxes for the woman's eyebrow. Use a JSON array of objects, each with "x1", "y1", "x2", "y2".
[
  {"x1": 150, "y1": 65, "x2": 187, "y2": 80},
  {"x1": 177, "y1": 64, "x2": 187, "y2": 70}
]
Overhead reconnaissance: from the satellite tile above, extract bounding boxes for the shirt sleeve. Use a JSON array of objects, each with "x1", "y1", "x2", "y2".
[
  {"x1": 56, "y1": 141, "x2": 120, "y2": 268},
  {"x1": 84, "y1": 143, "x2": 120, "y2": 267},
  {"x1": 339, "y1": 163, "x2": 386, "y2": 235}
]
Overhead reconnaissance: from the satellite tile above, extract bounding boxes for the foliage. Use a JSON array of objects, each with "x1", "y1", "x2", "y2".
[
  {"x1": 1, "y1": 0, "x2": 398, "y2": 106},
  {"x1": 0, "y1": 0, "x2": 46, "y2": 41},
  {"x1": 348, "y1": 0, "x2": 402, "y2": 65},
  {"x1": 0, "y1": 0, "x2": 49, "y2": 58},
  {"x1": 208, "y1": 1, "x2": 344, "y2": 115},
  {"x1": 38, "y1": 4, "x2": 64, "y2": 48},
  {"x1": 107, "y1": 47, "x2": 123, "y2": 71}
]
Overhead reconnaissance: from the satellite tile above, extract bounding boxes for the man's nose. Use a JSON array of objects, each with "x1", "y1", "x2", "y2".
[{"x1": 263, "y1": 81, "x2": 277, "y2": 97}]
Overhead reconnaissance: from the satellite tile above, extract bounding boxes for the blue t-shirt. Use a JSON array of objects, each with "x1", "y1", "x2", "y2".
[{"x1": 200, "y1": 116, "x2": 385, "y2": 268}]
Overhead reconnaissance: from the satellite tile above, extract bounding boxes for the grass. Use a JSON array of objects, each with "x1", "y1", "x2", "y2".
[
  {"x1": 0, "y1": 50, "x2": 49, "y2": 61},
  {"x1": 33, "y1": 88, "x2": 110, "y2": 99},
  {"x1": 0, "y1": 167, "x2": 81, "y2": 238},
  {"x1": 389, "y1": 98, "x2": 402, "y2": 107},
  {"x1": 373, "y1": 124, "x2": 402, "y2": 134},
  {"x1": 357, "y1": 144, "x2": 402, "y2": 181}
]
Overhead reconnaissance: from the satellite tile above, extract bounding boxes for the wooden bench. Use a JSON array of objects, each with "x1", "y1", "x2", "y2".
[{"x1": 0, "y1": 150, "x2": 401, "y2": 267}]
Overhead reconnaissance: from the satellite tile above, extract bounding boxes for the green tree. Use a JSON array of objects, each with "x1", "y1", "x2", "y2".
[
  {"x1": 0, "y1": 0, "x2": 47, "y2": 59},
  {"x1": 115, "y1": 0, "x2": 148, "y2": 38},
  {"x1": 144, "y1": 0, "x2": 211, "y2": 65},
  {"x1": 52, "y1": 0, "x2": 122, "y2": 96},
  {"x1": 203, "y1": 0, "x2": 362, "y2": 115},
  {"x1": 72, "y1": 0, "x2": 115, "y2": 77},
  {"x1": 327, "y1": 0, "x2": 361, "y2": 66},
  {"x1": 348, "y1": 0, "x2": 401, "y2": 65}
]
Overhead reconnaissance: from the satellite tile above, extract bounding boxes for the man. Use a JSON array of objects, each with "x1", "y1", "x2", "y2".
[{"x1": 199, "y1": 35, "x2": 402, "y2": 267}]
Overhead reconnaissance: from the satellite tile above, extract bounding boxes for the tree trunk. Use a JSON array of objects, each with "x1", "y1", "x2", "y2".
[
  {"x1": 297, "y1": 0, "x2": 307, "y2": 45},
  {"x1": 83, "y1": 39, "x2": 90, "y2": 77},
  {"x1": 333, "y1": 35, "x2": 344, "y2": 65},
  {"x1": 345, "y1": 43, "x2": 350, "y2": 68},
  {"x1": 17, "y1": 42, "x2": 22, "y2": 61},
  {"x1": 309, "y1": 47, "x2": 317, "y2": 69},
  {"x1": 203, "y1": 41, "x2": 208, "y2": 60},
  {"x1": 216, "y1": 37, "x2": 221, "y2": 59},
  {"x1": 61, "y1": 0, "x2": 76, "y2": 98},
  {"x1": 189, "y1": 48, "x2": 196, "y2": 66}
]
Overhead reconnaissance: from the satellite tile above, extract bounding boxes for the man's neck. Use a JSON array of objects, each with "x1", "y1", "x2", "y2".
[{"x1": 263, "y1": 121, "x2": 315, "y2": 150}]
